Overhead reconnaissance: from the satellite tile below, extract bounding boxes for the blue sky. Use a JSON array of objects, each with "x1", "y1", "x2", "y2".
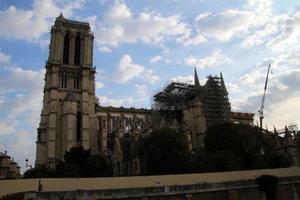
[{"x1": 0, "y1": 0, "x2": 300, "y2": 171}]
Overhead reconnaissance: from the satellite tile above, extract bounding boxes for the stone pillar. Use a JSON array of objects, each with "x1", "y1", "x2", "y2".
[
  {"x1": 69, "y1": 34, "x2": 75, "y2": 65},
  {"x1": 98, "y1": 116, "x2": 107, "y2": 154},
  {"x1": 83, "y1": 34, "x2": 93, "y2": 66},
  {"x1": 62, "y1": 100, "x2": 77, "y2": 156}
]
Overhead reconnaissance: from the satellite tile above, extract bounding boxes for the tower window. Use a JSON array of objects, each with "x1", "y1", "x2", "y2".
[
  {"x1": 74, "y1": 35, "x2": 81, "y2": 65},
  {"x1": 73, "y1": 75, "x2": 76, "y2": 89},
  {"x1": 64, "y1": 73, "x2": 68, "y2": 88},
  {"x1": 60, "y1": 73, "x2": 68, "y2": 88},
  {"x1": 73, "y1": 75, "x2": 80, "y2": 89},
  {"x1": 63, "y1": 33, "x2": 70, "y2": 64}
]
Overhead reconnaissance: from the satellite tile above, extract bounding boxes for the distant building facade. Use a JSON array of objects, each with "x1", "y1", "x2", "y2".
[
  {"x1": 36, "y1": 16, "x2": 299, "y2": 176},
  {"x1": 273, "y1": 126, "x2": 300, "y2": 166},
  {"x1": 0, "y1": 152, "x2": 21, "y2": 179}
]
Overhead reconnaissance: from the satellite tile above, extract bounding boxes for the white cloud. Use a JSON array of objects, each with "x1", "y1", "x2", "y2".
[
  {"x1": 98, "y1": 46, "x2": 112, "y2": 53},
  {"x1": 0, "y1": 51, "x2": 11, "y2": 63},
  {"x1": 170, "y1": 75, "x2": 193, "y2": 84},
  {"x1": 98, "y1": 95, "x2": 125, "y2": 107},
  {"x1": 0, "y1": 66, "x2": 44, "y2": 171},
  {"x1": 135, "y1": 84, "x2": 148, "y2": 102},
  {"x1": 94, "y1": 0, "x2": 191, "y2": 47},
  {"x1": 238, "y1": 46, "x2": 300, "y2": 88},
  {"x1": 113, "y1": 54, "x2": 159, "y2": 84},
  {"x1": 0, "y1": 0, "x2": 85, "y2": 41},
  {"x1": 242, "y1": 12, "x2": 300, "y2": 50},
  {"x1": 115, "y1": 54, "x2": 144, "y2": 83},
  {"x1": 230, "y1": 46, "x2": 300, "y2": 128},
  {"x1": 179, "y1": 34, "x2": 207, "y2": 46},
  {"x1": 105, "y1": 0, "x2": 132, "y2": 22},
  {"x1": 240, "y1": 0, "x2": 300, "y2": 52},
  {"x1": 96, "y1": 81, "x2": 104, "y2": 89},
  {"x1": 83, "y1": 15, "x2": 97, "y2": 30},
  {"x1": 185, "y1": 50, "x2": 231, "y2": 69},
  {"x1": 149, "y1": 55, "x2": 162, "y2": 63},
  {"x1": 98, "y1": 84, "x2": 150, "y2": 107},
  {"x1": 266, "y1": 12, "x2": 300, "y2": 51},
  {"x1": 265, "y1": 95, "x2": 300, "y2": 129},
  {"x1": 235, "y1": 69, "x2": 300, "y2": 128},
  {"x1": 0, "y1": 67, "x2": 44, "y2": 94},
  {"x1": 194, "y1": 9, "x2": 255, "y2": 42},
  {"x1": 143, "y1": 69, "x2": 160, "y2": 84},
  {"x1": 180, "y1": 0, "x2": 274, "y2": 46},
  {"x1": 0, "y1": 122, "x2": 15, "y2": 136}
]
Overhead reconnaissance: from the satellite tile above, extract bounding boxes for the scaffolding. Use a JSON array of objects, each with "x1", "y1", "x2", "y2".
[
  {"x1": 152, "y1": 73, "x2": 231, "y2": 129},
  {"x1": 152, "y1": 82, "x2": 195, "y2": 111},
  {"x1": 203, "y1": 75, "x2": 231, "y2": 128}
]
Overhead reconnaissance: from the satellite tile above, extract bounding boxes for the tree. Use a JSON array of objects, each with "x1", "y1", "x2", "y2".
[
  {"x1": 141, "y1": 127, "x2": 189, "y2": 175},
  {"x1": 55, "y1": 162, "x2": 82, "y2": 178},
  {"x1": 188, "y1": 150, "x2": 241, "y2": 173},
  {"x1": 23, "y1": 165, "x2": 54, "y2": 179},
  {"x1": 64, "y1": 146, "x2": 90, "y2": 167},
  {"x1": 56, "y1": 146, "x2": 112, "y2": 178},
  {"x1": 85, "y1": 154, "x2": 113, "y2": 177},
  {"x1": 202, "y1": 122, "x2": 290, "y2": 171}
]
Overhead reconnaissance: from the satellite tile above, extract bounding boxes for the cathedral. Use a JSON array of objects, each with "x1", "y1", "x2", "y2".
[
  {"x1": 35, "y1": 14, "x2": 97, "y2": 168},
  {"x1": 37, "y1": 15, "x2": 299, "y2": 176}
]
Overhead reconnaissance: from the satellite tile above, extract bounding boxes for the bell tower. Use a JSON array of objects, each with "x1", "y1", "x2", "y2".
[{"x1": 36, "y1": 14, "x2": 97, "y2": 167}]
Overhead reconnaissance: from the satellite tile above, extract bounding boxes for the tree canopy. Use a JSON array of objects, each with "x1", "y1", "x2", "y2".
[
  {"x1": 199, "y1": 122, "x2": 290, "y2": 171},
  {"x1": 23, "y1": 123, "x2": 291, "y2": 178},
  {"x1": 141, "y1": 127, "x2": 189, "y2": 175},
  {"x1": 23, "y1": 146, "x2": 112, "y2": 178}
]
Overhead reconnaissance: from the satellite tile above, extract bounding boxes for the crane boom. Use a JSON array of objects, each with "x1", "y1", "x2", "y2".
[{"x1": 258, "y1": 64, "x2": 271, "y2": 131}]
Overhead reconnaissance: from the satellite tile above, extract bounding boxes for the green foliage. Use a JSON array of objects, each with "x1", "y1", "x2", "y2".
[
  {"x1": 55, "y1": 162, "x2": 82, "y2": 178},
  {"x1": 59, "y1": 146, "x2": 112, "y2": 178},
  {"x1": 141, "y1": 127, "x2": 189, "y2": 175},
  {"x1": 85, "y1": 155, "x2": 113, "y2": 177},
  {"x1": 64, "y1": 146, "x2": 90, "y2": 166},
  {"x1": 188, "y1": 150, "x2": 241, "y2": 173},
  {"x1": 256, "y1": 175, "x2": 279, "y2": 200},
  {"x1": 23, "y1": 165, "x2": 54, "y2": 179},
  {"x1": 23, "y1": 146, "x2": 112, "y2": 178},
  {"x1": 191, "y1": 122, "x2": 291, "y2": 172},
  {"x1": 205, "y1": 123, "x2": 263, "y2": 158}
]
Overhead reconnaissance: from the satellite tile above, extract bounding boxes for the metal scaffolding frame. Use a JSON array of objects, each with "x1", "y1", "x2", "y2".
[{"x1": 152, "y1": 73, "x2": 231, "y2": 129}]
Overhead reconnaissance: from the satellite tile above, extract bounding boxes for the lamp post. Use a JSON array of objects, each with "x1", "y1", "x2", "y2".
[{"x1": 25, "y1": 158, "x2": 42, "y2": 199}]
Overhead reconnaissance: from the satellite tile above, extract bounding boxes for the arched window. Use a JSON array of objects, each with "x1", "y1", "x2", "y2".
[
  {"x1": 74, "y1": 35, "x2": 81, "y2": 65},
  {"x1": 63, "y1": 33, "x2": 70, "y2": 64}
]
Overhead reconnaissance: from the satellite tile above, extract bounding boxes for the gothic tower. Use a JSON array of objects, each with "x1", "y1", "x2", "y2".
[{"x1": 36, "y1": 14, "x2": 97, "y2": 167}]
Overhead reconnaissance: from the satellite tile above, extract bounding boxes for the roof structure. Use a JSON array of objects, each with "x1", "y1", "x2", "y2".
[{"x1": 153, "y1": 82, "x2": 195, "y2": 110}]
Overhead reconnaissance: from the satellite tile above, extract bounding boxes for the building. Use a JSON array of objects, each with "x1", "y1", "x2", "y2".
[
  {"x1": 36, "y1": 15, "x2": 259, "y2": 175},
  {"x1": 96, "y1": 106, "x2": 151, "y2": 176},
  {"x1": 152, "y1": 69, "x2": 253, "y2": 150},
  {"x1": 0, "y1": 151, "x2": 21, "y2": 179},
  {"x1": 273, "y1": 125, "x2": 300, "y2": 166},
  {"x1": 230, "y1": 112, "x2": 255, "y2": 125},
  {"x1": 35, "y1": 14, "x2": 97, "y2": 168}
]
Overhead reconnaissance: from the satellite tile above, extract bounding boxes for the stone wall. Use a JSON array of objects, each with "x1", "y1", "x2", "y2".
[
  {"x1": 6, "y1": 178, "x2": 300, "y2": 200},
  {"x1": 1, "y1": 167, "x2": 300, "y2": 199}
]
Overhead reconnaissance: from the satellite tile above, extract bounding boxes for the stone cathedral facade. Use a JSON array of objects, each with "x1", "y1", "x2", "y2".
[
  {"x1": 36, "y1": 15, "x2": 258, "y2": 175},
  {"x1": 36, "y1": 15, "x2": 153, "y2": 175},
  {"x1": 35, "y1": 14, "x2": 98, "y2": 168}
]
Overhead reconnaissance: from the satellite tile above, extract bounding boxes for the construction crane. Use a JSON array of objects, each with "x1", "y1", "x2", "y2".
[{"x1": 258, "y1": 64, "x2": 271, "y2": 132}]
